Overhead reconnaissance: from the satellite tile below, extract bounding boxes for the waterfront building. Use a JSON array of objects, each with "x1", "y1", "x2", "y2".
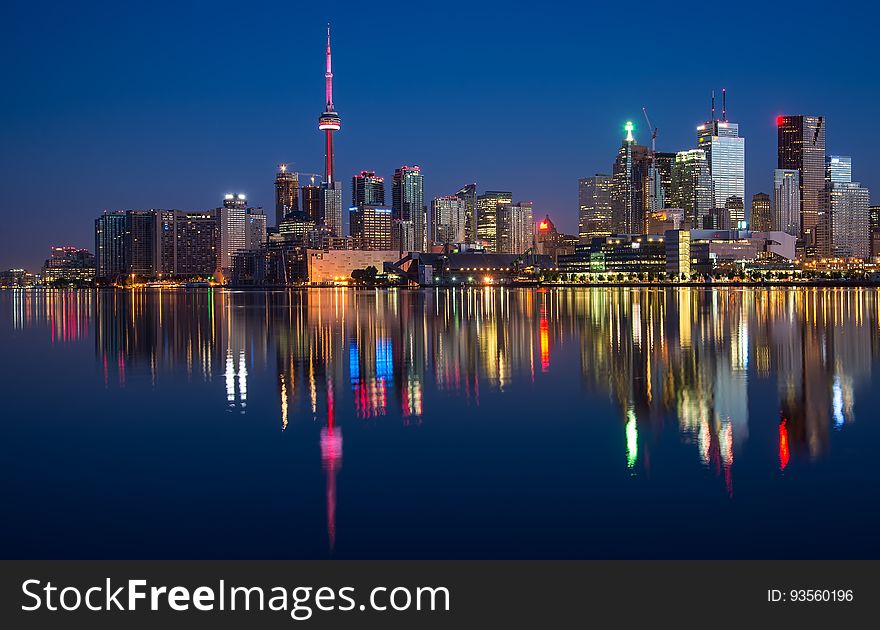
[
  {"x1": 497, "y1": 202, "x2": 534, "y2": 254},
  {"x1": 275, "y1": 164, "x2": 299, "y2": 226},
  {"x1": 664, "y1": 229, "x2": 691, "y2": 277},
  {"x1": 350, "y1": 205, "x2": 393, "y2": 250},
  {"x1": 307, "y1": 249, "x2": 399, "y2": 284},
  {"x1": 95, "y1": 211, "x2": 127, "y2": 280},
  {"x1": 392, "y1": 166, "x2": 425, "y2": 253},
  {"x1": 827, "y1": 182, "x2": 871, "y2": 258},
  {"x1": 777, "y1": 115, "x2": 826, "y2": 246},
  {"x1": 476, "y1": 191, "x2": 512, "y2": 252},
  {"x1": 218, "y1": 194, "x2": 249, "y2": 273},
  {"x1": 175, "y1": 211, "x2": 219, "y2": 277},
  {"x1": 750, "y1": 193, "x2": 772, "y2": 232},
  {"x1": 352, "y1": 171, "x2": 385, "y2": 206},
  {"x1": 455, "y1": 183, "x2": 477, "y2": 243},
  {"x1": 578, "y1": 174, "x2": 614, "y2": 242},
  {"x1": 125, "y1": 209, "x2": 161, "y2": 277},
  {"x1": 431, "y1": 195, "x2": 467, "y2": 246},
  {"x1": 589, "y1": 234, "x2": 666, "y2": 274},
  {"x1": 773, "y1": 169, "x2": 801, "y2": 238},
  {"x1": 41, "y1": 246, "x2": 96, "y2": 285}
]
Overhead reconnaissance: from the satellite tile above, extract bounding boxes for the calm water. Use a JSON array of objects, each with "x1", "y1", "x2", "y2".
[{"x1": 1, "y1": 287, "x2": 878, "y2": 559}]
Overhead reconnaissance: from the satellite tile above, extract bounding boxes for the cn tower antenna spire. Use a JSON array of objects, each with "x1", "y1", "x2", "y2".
[{"x1": 325, "y1": 22, "x2": 333, "y2": 109}]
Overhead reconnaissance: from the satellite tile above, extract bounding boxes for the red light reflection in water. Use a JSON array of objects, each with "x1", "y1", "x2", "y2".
[
  {"x1": 779, "y1": 418, "x2": 790, "y2": 471},
  {"x1": 539, "y1": 312, "x2": 550, "y2": 372},
  {"x1": 321, "y1": 380, "x2": 341, "y2": 551}
]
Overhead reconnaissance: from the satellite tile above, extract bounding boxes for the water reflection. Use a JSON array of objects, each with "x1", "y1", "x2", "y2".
[{"x1": 5, "y1": 286, "x2": 879, "y2": 554}]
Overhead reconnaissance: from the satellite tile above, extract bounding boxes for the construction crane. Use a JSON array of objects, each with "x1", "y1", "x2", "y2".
[{"x1": 642, "y1": 107, "x2": 659, "y2": 214}]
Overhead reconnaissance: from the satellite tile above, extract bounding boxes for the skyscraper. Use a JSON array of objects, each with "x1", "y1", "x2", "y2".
[
  {"x1": 578, "y1": 174, "x2": 613, "y2": 242},
  {"x1": 219, "y1": 194, "x2": 247, "y2": 273},
  {"x1": 246, "y1": 209, "x2": 267, "y2": 250},
  {"x1": 871, "y1": 205, "x2": 880, "y2": 258},
  {"x1": 318, "y1": 24, "x2": 343, "y2": 237},
  {"x1": 611, "y1": 121, "x2": 650, "y2": 234},
  {"x1": 125, "y1": 210, "x2": 160, "y2": 277},
  {"x1": 455, "y1": 183, "x2": 477, "y2": 243},
  {"x1": 95, "y1": 211, "x2": 127, "y2": 280},
  {"x1": 432, "y1": 196, "x2": 467, "y2": 245},
  {"x1": 773, "y1": 169, "x2": 801, "y2": 238},
  {"x1": 777, "y1": 115, "x2": 826, "y2": 245},
  {"x1": 750, "y1": 192, "x2": 772, "y2": 232},
  {"x1": 476, "y1": 191, "x2": 512, "y2": 252},
  {"x1": 392, "y1": 166, "x2": 425, "y2": 253},
  {"x1": 697, "y1": 91, "x2": 745, "y2": 221},
  {"x1": 671, "y1": 149, "x2": 712, "y2": 228},
  {"x1": 352, "y1": 171, "x2": 385, "y2": 206},
  {"x1": 824, "y1": 160, "x2": 870, "y2": 258},
  {"x1": 275, "y1": 164, "x2": 299, "y2": 226},
  {"x1": 301, "y1": 181, "x2": 322, "y2": 223},
  {"x1": 497, "y1": 202, "x2": 534, "y2": 254},
  {"x1": 175, "y1": 211, "x2": 219, "y2": 277}
]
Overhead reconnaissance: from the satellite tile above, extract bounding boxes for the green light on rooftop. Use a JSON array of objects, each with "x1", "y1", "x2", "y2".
[{"x1": 624, "y1": 121, "x2": 635, "y2": 143}]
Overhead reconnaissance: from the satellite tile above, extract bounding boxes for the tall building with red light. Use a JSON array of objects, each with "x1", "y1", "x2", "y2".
[
  {"x1": 318, "y1": 24, "x2": 344, "y2": 236},
  {"x1": 777, "y1": 115, "x2": 825, "y2": 250}
]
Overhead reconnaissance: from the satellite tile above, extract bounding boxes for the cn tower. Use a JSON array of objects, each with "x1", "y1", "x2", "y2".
[{"x1": 318, "y1": 23, "x2": 341, "y2": 185}]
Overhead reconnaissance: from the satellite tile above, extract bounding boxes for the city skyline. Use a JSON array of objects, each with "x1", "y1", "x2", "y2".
[{"x1": 3, "y1": 1, "x2": 879, "y2": 271}]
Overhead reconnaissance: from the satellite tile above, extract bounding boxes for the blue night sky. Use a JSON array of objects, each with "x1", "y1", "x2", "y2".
[{"x1": 1, "y1": 0, "x2": 877, "y2": 270}]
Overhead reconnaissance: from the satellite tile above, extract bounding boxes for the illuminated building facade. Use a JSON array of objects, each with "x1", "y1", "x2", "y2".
[
  {"x1": 578, "y1": 174, "x2": 613, "y2": 242},
  {"x1": 350, "y1": 205, "x2": 392, "y2": 250},
  {"x1": 431, "y1": 195, "x2": 467, "y2": 245},
  {"x1": 697, "y1": 97, "x2": 745, "y2": 222},
  {"x1": 125, "y1": 210, "x2": 160, "y2": 277},
  {"x1": 392, "y1": 166, "x2": 425, "y2": 253},
  {"x1": 871, "y1": 205, "x2": 880, "y2": 257},
  {"x1": 275, "y1": 164, "x2": 299, "y2": 226},
  {"x1": 671, "y1": 149, "x2": 712, "y2": 229},
  {"x1": 664, "y1": 229, "x2": 691, "y2": 276},
  {"x1": 476, "y1": 191, "x2": 512, "y2": 252},
  {"x1": 352, "y1": 171, "x2": 385, "y2": 206},
  {"x1": 219, "y1": 194, "x2": 248, "y2": 272},
  {"x1": 826, "y1": 156, "x2": 852, "y2": 184},
  {"x1": 455, "y1": 183, "x2": 477, "y2": 243},
  {"x1": 95, "y1": 211, "x2": 127, "y2": 280},
  {"x1": 301, "y1": 184, "x2": 322, "y2": 223},
  {"x1": 773, "y1": 169, "x2": 801, "y2": 238},
  {"x1": 750, "y1": 193, "x2": 772, "y2": 232},
  {"x1": 827, "y1": 181, "x2": 870, "y2": 258},
  {"x1": 611, "y1": 121, "x2": 650, "y2": 234},
  {"x1": 175, "y1": 211, "x2": 218, "y2": 277},
  {"x1": 496, "y1": 202, "x2": 534, "y2": 254},
  {"x1": 41, "y1": 246, "x2": 96, "y2": 284},
  {"x1": 777, "y1": 115, "x2": 825, "y2": 246},
  {"x1": 587, "y1": 234, "x2": 666, "y2": 274}
]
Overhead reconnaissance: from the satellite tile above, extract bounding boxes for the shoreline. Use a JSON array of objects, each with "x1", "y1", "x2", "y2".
[{"x1": 5, "y1": 280, "x2": 880, "y2": 291}]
